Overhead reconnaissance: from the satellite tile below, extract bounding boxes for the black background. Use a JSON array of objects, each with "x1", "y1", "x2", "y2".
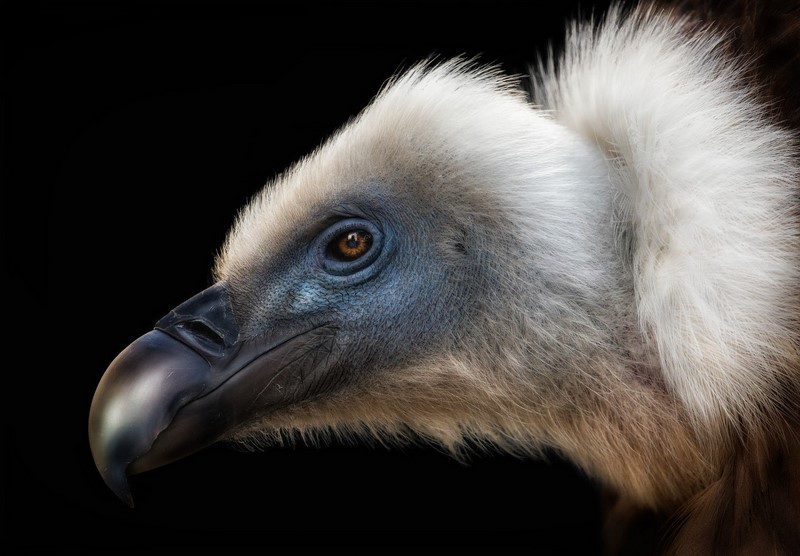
[{"x1": 3, "y1": 1, "x2": 617, "y2": 553}]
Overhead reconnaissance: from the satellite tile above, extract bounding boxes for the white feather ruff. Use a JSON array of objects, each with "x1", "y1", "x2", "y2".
[{"x1": 533, "y1": 5, "x2": 799, "y2": 425}]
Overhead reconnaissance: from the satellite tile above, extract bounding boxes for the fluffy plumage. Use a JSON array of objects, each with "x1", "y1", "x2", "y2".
[
  {"x1": 218, "y1": 3, "x2": 799, "y2": 552},
  {"x1": 537, "y1": 3, "x2": 800, "y2": 427},
  {"x1": 95, "y1": 1, "x2": 800, "y2": 553}
]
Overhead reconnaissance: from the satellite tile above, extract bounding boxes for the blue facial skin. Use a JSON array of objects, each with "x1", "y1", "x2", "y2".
[
  {"x1": 87, "y1": 183, "x2": 486, "y2": 503},
  {"x1": 226, "y1": 185, "x2": 477, "y2": 403}
]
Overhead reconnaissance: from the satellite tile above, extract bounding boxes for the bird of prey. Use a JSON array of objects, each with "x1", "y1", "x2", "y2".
[{"x1": 89, "y1": 1, "x2": 800, "y2": 553}]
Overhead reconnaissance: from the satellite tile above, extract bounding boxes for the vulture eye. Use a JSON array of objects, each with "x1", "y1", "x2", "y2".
[
  {"x1": 317, "y1": 218, "x2": 384, "y2": 276},
  {"x1": 328, "y1": 230, "x2": 373, "y2": 261}
]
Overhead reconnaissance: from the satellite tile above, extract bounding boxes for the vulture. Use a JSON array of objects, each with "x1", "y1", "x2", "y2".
[{"x1": 89, "y1": 0, "x2": 800, "y2": 553}]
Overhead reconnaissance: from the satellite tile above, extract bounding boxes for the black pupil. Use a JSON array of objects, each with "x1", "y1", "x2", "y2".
[{"x1": 328, "y1": 229, "x2": 373, "y2": 262}]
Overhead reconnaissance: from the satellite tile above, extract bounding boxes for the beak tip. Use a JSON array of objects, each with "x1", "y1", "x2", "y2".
[
  {"x1": 88, "y1": 328, "x2": 211, "y2": 508},
  {"x1": 115, "y1": 482, "x2": 136, "y2": 509},
  {"x1": 118, "y1": 490, "x2": 136, "y2": 509},
  {"x1": 97, "y1": 461, "x2": 136, "y2": 508}
]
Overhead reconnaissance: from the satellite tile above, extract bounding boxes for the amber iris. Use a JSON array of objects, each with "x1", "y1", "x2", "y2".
[{"x1": 330, "y1": 230, "x2": 373, "y2": 261}]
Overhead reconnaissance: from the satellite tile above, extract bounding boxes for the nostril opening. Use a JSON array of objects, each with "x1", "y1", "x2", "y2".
[{"x1": 178, "y1": 320, "x2": 225, "y2": 354}]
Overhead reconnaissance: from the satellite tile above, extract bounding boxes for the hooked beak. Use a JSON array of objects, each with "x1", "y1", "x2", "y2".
[{"x1": 88, "y1": 282, "x2": 333, "y2": 506}]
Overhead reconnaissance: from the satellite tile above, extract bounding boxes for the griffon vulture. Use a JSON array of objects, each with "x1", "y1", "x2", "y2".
[{"x1": 89, "y1": 1, "x2": 800, "y2": 553}]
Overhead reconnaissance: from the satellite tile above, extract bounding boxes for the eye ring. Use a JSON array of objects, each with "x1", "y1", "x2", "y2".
[{"x1": 317, "y1": 218, "x2": 384, "y2": 276}]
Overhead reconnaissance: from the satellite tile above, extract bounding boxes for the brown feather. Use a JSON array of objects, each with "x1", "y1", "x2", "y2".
[
  {"x1": 665, "y1": 412, "x2": 800, "y2": 554},
  {"x1": 659, "y1": 0, "x2": 800, "y2": 131}
]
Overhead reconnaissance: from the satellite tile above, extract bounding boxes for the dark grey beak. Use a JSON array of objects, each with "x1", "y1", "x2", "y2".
[{"x1": 88, "y1": 282, "x2": 332, "y2": 506}]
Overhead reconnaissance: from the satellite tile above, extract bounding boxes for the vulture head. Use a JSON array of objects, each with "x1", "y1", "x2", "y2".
[{"x1": 89, "y1": 3, "x2": 800, "y2": 553}]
